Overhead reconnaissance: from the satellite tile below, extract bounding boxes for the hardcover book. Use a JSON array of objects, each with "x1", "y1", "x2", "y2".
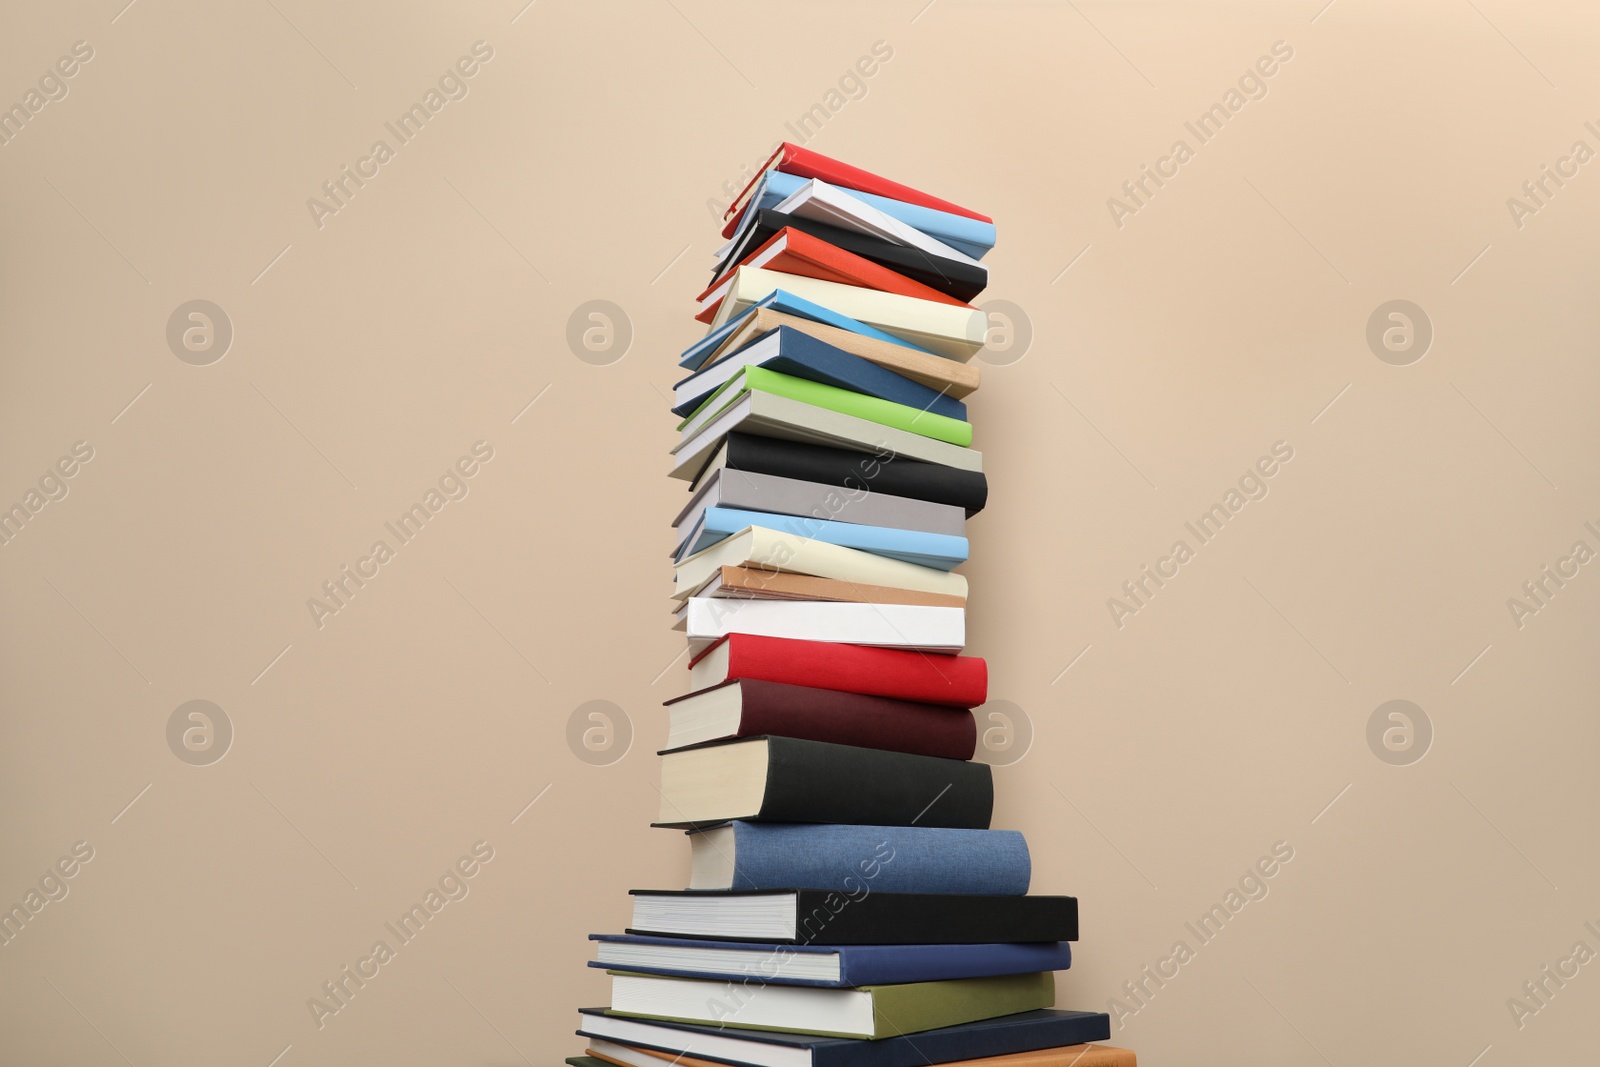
[
  {"x1": 694, "y1": 433, "x2": 988, "y2": 514},
  {"x1": 723, "y1": 169, "x2": 997, "y2": 261},
  {"x1": 653, "y1": 737, "x2": 993, "y2": 830},
  {"x1": 688, "y1": 634, "x2": 988, "y2": 708},
  {"x1": 673, "y1": 326, "x2": 968, "y2": 421},
  {"x1": 679, "y1": 597, "x2": 965, "y2": 655},
  {"x1": 671, "y1": 391, "x2": 983, "y2": 483},
  {"x1": 576, "y1": 1008, "x2": 1110, "y2": 1067},
  {"x1": 712, "y1": 209, "x2": 988, "y2": 302},
  {"x1": 673, "y1": 468, "x2": 967, "y2": 550},
  {"x1": 686, "y1": 822, "x2": 1029, "y2": 896},
  {"x1": 710, "y1": 267, "x2": 987, "y2": 361},
  {"x1": 664, "y1": 679, "x2": 978, "y2": 758},
  {"x1": 587, "y1": 937, "x2": 1069, "y2": 988},
  {"x1": 695, "y1": 227, "x2": 972, "y2": 324},
  {"x1": 689, "y1": 566, "x2": 967, "y2": 610},
  {"x1": 722, "y1": 141, "x2": 994, "y2": 230},
  {"x1": 675, "y1": 506, "x2": 969, "y2": 568},
  {"x1": 605, "y1": 971, "x2": 1054, "y2": 1040},
  {"x1": 626, "y1": 890, "x2": 1078, "y2": 945}
]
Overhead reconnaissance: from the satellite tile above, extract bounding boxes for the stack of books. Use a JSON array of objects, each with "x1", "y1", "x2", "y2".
[{"x1": 570, "y1": 145, "x2": 1134, "y2": 1067}]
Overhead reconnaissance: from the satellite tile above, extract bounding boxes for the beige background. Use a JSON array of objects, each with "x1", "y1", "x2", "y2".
[{"x1": 2, "y1": 0, "x2": 1596, "y2": 1063}]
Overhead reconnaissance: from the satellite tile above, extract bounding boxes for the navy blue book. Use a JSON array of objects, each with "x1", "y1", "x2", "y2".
[
  {"x1": 685, "y1": 822, "x2": 1030, "y2": 896},
  {"x1": 673, "y1": 326, "x2": 967, "y2": 421},
  {"x1": 577, "y1": 1007, "x2": 1112, "y2": 1067},
  {"x1": 588, "y1": 934, "x2": 1069, "y2": 988}
]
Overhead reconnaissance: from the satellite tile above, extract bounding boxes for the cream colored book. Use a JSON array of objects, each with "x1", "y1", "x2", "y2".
[
  {"x1": 669, "y1": 391, "x2": 983, "y2": 482},
  {"x1": 690, "y1": 307, "x2": 981, "y2": 397},
  {"x1": 673, "y1": 526, "x2": 968, "y2": 601},
  {"x1": 711, "y1": 267, "x2": 987, "y2": 361}
]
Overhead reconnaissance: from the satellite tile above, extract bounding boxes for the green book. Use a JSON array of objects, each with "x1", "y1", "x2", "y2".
[
  {"x1": 678, "y1": 366, "x2": 974, "y2": 448},
  {"x1": 605, "y1": 970, "x2": 1054, "y2": 1040}
]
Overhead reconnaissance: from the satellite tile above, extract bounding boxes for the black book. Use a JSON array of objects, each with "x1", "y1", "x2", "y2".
[
  {"x1": 714, "y1": 208, "x2": 989, "y2": 302},
  {"x1": 625, "y1": 889, "x2": 1079, "y2": 945},
  {"x1": 698, "y1": 432, "x2": 988, "y2": 516},
  {"x1": 653, "y1": 736, "x2": 992, "y2": 830}
]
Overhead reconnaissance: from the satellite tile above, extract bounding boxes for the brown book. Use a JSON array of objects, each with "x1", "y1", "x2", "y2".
[
  {"x1": 703, "y1": 307, "x2": 981, "y2": 398},
  {"x1": 700, "y1": 564, "x2": 967, "y2": 607}
]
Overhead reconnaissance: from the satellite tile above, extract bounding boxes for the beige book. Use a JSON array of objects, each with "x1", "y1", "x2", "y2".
[
  {"x1": 713, "y1": 267, "x2": 987, "y2": 361},
  {"x1": 673, "y1": 526, "x2": 968, "y2": 601},
  {"x1": 701, "y1": 307, "x2": 980, "y2": 397}
]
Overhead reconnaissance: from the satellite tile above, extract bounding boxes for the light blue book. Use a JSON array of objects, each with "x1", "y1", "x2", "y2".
[
  {"x1": 677, "y1": 289, "x2": 930, "y2": 371},
  {"x1": 752, "y1": 170, "x2": 997, "y2": 260},
  {"x1": 677, "y1": 508, "x2": 968, "y2": 570}
]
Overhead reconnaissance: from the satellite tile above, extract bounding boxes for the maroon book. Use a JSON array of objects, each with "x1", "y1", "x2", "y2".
[{"x1": 662, "y1": 678, "x2": 977, "y2": 760}]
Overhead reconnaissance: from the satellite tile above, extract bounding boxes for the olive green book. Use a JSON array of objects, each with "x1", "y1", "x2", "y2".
[
  {"x1": 604, "y1": 970, "x2": 1054, "y2": 1040},
  {"x1": 678, "y1": 366, "x2": 974, "y2": 448}
]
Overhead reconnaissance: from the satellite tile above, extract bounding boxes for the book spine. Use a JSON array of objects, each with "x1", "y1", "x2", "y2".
[
  {"x1": 738, "y1": 681, "x2": 977, "y2": 759},
  {"x1": 728, "y1": 823, "x2": 1028, "y2": 895},
  {"x1": 757, "y1": 738, "x2": 993, "y2": 829}
]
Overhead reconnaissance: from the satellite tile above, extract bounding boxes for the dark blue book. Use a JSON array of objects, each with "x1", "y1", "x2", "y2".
[
  {"x1": 588, "y1": 934, "x2": 1068, "y2": 988},
  {"x1": 577, "y1": 1007, "x2": 1112, "y2": 1067},
  {"x1": 673, "y1": 326, "x2": 967, "y2": 421},
  {"x1": 682, "y1": 822, "x2": 1030, "y2": 896}
]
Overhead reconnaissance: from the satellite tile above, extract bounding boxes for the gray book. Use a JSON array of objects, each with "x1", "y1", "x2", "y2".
[{"x1": 672, "y1": 468, "x2": 966, "y2": 559}]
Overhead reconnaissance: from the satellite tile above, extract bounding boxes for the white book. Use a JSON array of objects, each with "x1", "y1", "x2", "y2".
[
  {"x1": 681, "y1": 596, "x2": 965, "y2": 654},
  {"x1": 774, "y1": 177, "x2": 986, "y2": 270},
  {"x1": 711, "y1": 267, "x2": 987, "y2": 361},
  {"x1": 673, "y1": 526, "x2": 969, "y2": 601},
  {"x1": 669, "y1": 390, "x2": 983, "y2": 482}
]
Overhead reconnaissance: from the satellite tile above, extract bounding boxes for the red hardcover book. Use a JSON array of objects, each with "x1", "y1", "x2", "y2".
[
  {"x1": 693, "y1": 227, "x2": 971, "y2": 324},
  {"x1": 720, "y1": 142, "x2": 992, "y2": 239},
  {"x1": 663, "y1": 678, "x2": 978, "y2": 759},
  {"x1": 688, "y1": 634, "x2": 988, "y2": 709}
]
